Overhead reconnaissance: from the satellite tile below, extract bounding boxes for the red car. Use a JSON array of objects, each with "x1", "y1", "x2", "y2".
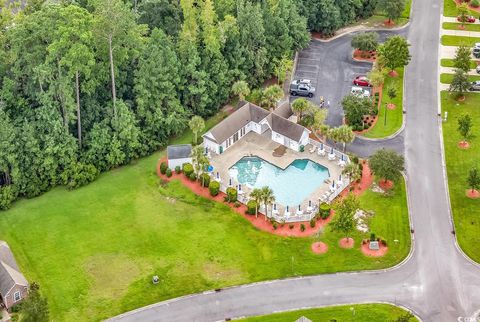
[
  {"x1": 353, "y1": 76, "x2": 371, "y2": 87},
  {"x1": 457, "y1": 15, "x2": 476, "y2": 23}
]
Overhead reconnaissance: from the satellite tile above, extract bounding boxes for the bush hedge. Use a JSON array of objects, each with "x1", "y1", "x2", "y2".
[
  {"x1": 189, "y1": 172, "x2": 197, "y2": 181},
  {"x1": 300, "y1": 224, "x2": 305, "y2": 232},
  {"x1": 166, "y1": 168, "x2": 172, "y2": 178},
  {"x1": 182, "y1": 163, "x2": 194, "y2": 177},
  {"x1": 226, "y1": 187, "x2": 237, "y2": 202},
  {"x1": 175, "y1": 166, "x2": 181, "y2": 174},
  {"x1": 199, "y1": 173, "x2": 210, "y2": 187},
  {"x1": 209, "y1": 181, "x2": 220, "y2": 196},
  {"x1": 318, "y1": 202, "x2": 331, "y2": 219},
  {"x1": 309, "y1": 219, "x2": 316, "y2": 228},
  {"x1": 246, "y1": 200, "x2": 257, "y2": 215},
  {"x1": 160, "y1": 162, "x2": 168, "y2": 175}
]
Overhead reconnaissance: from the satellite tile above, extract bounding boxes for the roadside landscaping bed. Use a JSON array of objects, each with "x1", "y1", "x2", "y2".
[
  {"x1": 0, "y1": 122, "x2": 411, "y2": 321},
  {"x1": 240, "y1": 303, "x2": 418, "y2": 322},
  {"x1": 362, "y1": 68, "x2": 404, "y2": 138},
  {"x1": 440, "y1": 73, "x2": 480, "y2": 84},
  {"x1": 444, "y1": 0, "x2": 478, "y2": 17},
  {"x1": 441, "y1": 58, "x2": 478, "y2": 69},
  {"x1": 443, "y1": 22, "x2": 480, "y2": 32},
  {"x1": 441, "y1": 91, "x2": 480, "y2": 263},
  {"x1": 441, "y1": 35, "x2": 480, "y2": 46}
]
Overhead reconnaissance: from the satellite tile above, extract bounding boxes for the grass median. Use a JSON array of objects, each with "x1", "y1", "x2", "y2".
[
  {"x1": 441, "y1": 91, "x2": 480, "y2": 263},
  {"x1": 441, "y1": 35, "x2": 480, "y2": 46},
  {"x1": 440, "y1": 73, "x2": 480, "y2": 84},
  {"x1": 443, "y1": 22, "x2": 480, "y2": 32},
  {"x1": 441, "y1": 58, "x2": 478, "y2": 69}
]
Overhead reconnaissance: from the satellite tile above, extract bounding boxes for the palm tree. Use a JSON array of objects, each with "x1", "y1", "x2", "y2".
[
  {"x1": 311, "y1": 109, "x2": 329, "y2": 142},
  {"x1": 261, "y1": 85, "x2": 283, "y2": 110},
  {"x1": 249, "y1": 188, "x2": 263, "y2": 218},
  {"x1": 188, "y1": 116, "x2": 205, "y2": 145},
  {"x1": 191, "y1": 145, "x2": 208, "y2": 182},
  {"x1": 335, "y1": 125, "x2": 355, "y2": 152},
  {"x1": 291, "y1": 98, "x2": 310, "y2": 122},
  {"x1": 343, "y1": 162, "x2": 362, "y2": 182},
  {"x1": 260, "y1": 186, "x2": 275, "y2": 221},
  {"x1": 232, "y1": 80, "x2": 250, "y2": 102}
]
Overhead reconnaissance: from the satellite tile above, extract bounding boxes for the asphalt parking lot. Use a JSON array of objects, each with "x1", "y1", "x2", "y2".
[{"x1": 291, "y1": 30, "x2": 407, "y2": 127}]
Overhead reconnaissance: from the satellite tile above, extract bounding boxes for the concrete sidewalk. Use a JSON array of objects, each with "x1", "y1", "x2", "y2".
[
  {"x1": 443, "y1": 16, "x2": 480, "y2": 24},
  {"x1": 442, "y1": 28, "x2": 480, "y2": 37},
  {"x1": 440, "y1": 65, "x2": 479, "y2": 75}
]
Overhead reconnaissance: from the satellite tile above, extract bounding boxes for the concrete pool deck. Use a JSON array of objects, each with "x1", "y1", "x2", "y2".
[{"x1": 208, "y1": 131, "x2": 347, "y2": 220}]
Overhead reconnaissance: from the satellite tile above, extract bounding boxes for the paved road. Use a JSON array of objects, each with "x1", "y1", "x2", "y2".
[{"x1": 109, "y1": 0, "x2": 480, "y2": 321}]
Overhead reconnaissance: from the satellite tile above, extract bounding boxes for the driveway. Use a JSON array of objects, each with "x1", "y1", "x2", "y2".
[
  {"x1": 292, "y1": 30, "x2": 408, "y2": 127},
  {"x1": 108, "y1": 0, "x2": 480, "y2": 321}
]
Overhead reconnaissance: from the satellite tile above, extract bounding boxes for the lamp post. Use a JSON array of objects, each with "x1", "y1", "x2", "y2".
[{"x1": 384, "y1": 102, "x2": 388, "y2": 126}]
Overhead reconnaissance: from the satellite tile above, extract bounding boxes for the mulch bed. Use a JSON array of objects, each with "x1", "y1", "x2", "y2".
[
  {"x1": 339, "y1": 237, "x2": 355, "y2": 249},
  {"x1": 361, "y1": 243, "x2": 389, "y2": 257},
  {"x1": 458, "y1": 141, "x2": 470, "y2": 149},
  {"x1": 340, "y1": 161, "x2": 373, "y2": 197},
  {"x1": 352, "y1": 49, "x2": 377, "y2": 62},
  {"x1": 388, "y1": 70, "x2": 399, "y2": 77},
  {"x1": 384, "y1": 20, "x2": 396, "y2": 27},
  {"x1": 387, "y1": 103, "x2": 396, "y2": 110},
  {"x1": 157, "y1": 158, "x2": 330, "y2": 237},
  {"x1": 273, "y1": 145, "x2": 286, "y2": 157},
  {"x1": 378, "y1": 179, "x2": 394, "y2": 191},
  {"x1": 311, "y1": 242, "x2": 328, "y2": 254},
  {"x1": 466, "y1": 189, "x2": 480, "y2": 199}
]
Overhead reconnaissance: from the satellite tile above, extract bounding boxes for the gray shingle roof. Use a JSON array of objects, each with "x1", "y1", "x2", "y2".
[
  {"x1": 0, "y1": 241, "x2": 28, "y2": 297},
  {"x1": 204, "y1": 102, "x2": 270, "y2": 144},
  {"x1": 167, "y1": 144, "x2": 192, "y2": 160},
  {"x1": 273, "y1": 101, "x2": 293, "y2": 119},
  {"x1": 267, "y1": 113, "x2": 307, "y2": 142}
]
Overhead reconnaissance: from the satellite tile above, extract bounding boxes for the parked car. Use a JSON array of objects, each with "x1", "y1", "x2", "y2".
[
  {"x1": 457, "y1": 15, "x2": 476, "y2": 23},
  {"x1": 353, "y1": 76, "x2": 371, "y2": 87},
  {"x1": 476, "y1": 65, "x2": 480, "y2": 74},
  {"x1": 351, "y1": 86, "x2": 371, "y2": 98},
  {"x1": 470, "y1": 81, "x2": 480, "y2": 91},
  {"x1": 473, "y1": 47, "x2": 480, "y2": 58},
  {"x1": 290, "y1": 80, "x2": 315, "y2": 97}
]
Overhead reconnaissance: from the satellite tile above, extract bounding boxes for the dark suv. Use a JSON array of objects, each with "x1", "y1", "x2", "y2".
[{"x1": 290, "y1": 80, "x2": 315, "y2": 97}]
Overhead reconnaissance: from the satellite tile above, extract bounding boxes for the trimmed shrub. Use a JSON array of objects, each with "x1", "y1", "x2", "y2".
[
  {"x1": 318, "y1": 202, "x2": 331, "y2": 219},
  {"x1": 272, "y1": 222, "x2": 278, "y2": 230},
  {"x1": 246, "y1": 200, "x2": 257, "y2": 215},
  {"x1": 166, "y1": 168, "x2": 172, "y2": 178},
  {"x1": 300, "y1": 224, "x2": 306, "y2": 232},
  {"x1": 66, "y1": 162, "x2": 99, "y2": 189},
  {"x1": 370, "y1": 233, "x2": 376, "y2": 241},
  {"x1": 289, "y1": 224, "x2": 294, "y2": 229},
  {"x1": 189, "y1": 172, "x2": 197, "y2": 181},
  {"x1": 175, "y1": 166, "x2": 181, "y2": 174},
  {"x1": 351, "y1": 155, "x2": 359, "y2": 164},
  {"x1": 199, "y1": 173, "x2": 210, "y2": 187},
  {"x1": 0, "y1": 186, "x2": 16, "y2": 210},
  {"x1": 472, "y1": 0, "x2": 479, "y2": 7},
  {"x1": 226, "y1": 187, "x2": 237, "y2": 202},
  {"x1": 234, "y1": 201, "x2": 241, "y2": 208},
  {"x1": 182, "y1": 163, "x2": 194, "y2": 177},
  {"x1": 381, "y1": 239, "x2": 388, "y2": 246},
  {"x1": 209, "y1": 181, "x2": 220, "y2": 196},
  {"x1": 160, "y1": 162, "x2": 168, "y2": 175},
  {"x1": 309, "y1": 219, "x2": 316, "y2": 228}
]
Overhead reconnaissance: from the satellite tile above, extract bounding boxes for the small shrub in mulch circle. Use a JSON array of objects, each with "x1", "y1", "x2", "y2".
[
  {"x1": 175, "y1": 166, "x2": 181, "y2": 174},
  {"x1": 166, "y1": 168, "x2": 172, "y2": 178},
  {"x1": 289, "y1": 224, "x2": 294, "y2": 229},
  {"x1": 300, "y1": 224, "x2": 306, "y2": 232},
  {"x1": 160, "y1": 162, "x2": 168, "y2": 175},
  {"x1": 209, "y1": 181, "x2": 220, "y2": 196}
]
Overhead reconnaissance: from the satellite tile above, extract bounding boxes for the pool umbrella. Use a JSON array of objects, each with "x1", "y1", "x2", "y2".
[
  {"x1": 216, "y1": 172, "x2": 219, "y2": 179},
  {"x1": 205, "y1": 147, "x2": 208, "y2": 154},
  {"x1": 273, "y1": 203, "x2": 277, "y2": 210},
  {"x1": 341, "y1": 154, "x2": 344, "y2": 161},
  {"x1": 320, "y1": 143, "x2": 324, "y2": 150},
  {"x1": 308, "y1": 200, "x2": 312, "y2": 207},
  {"x1": 298, "y1": 205, "x2": 301, "y2": 211},
  {"x1": 286, "y1": 206, "x2": 289, "y2": 212},
  {"x1": 339, "y1": 174, "x2": 342, "y2": 181},
  {"x1": 330, "y1": 147, "x2": 334, "y2": 154},
  {"x1": 229, "y1": 178, "x2": 232, "y2": 186},
  {"x1": 238, "y1": 184, "x2": 242, "y2": 191},
  {"x1": 331, "y1": 180, "x2": 335, "y2": 189}
]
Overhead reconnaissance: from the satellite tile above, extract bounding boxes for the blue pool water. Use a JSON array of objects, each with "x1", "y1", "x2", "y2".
[{"x1": 228, "y1": 157, "x2": 330, "y2": 206}]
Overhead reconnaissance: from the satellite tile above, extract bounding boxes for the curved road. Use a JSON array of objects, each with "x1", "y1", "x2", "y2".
[{"x1": 109, "y1": 1, "x2": 480, "y2": 321}]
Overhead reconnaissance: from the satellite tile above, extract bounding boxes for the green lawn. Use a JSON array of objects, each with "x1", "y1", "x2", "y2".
[
  {"x1": 444, "y1": 0, "x2": 478, "y2": 17},
  {"x1": 0, "y1": 117, "x2": 411, "y2": 321},
  {"x1": 443, "y1": 22, "x2": 480, "y2": 32},
  {"x1": 362, "y1": 68, "x2": 404, "y2": 138},
  {"x1": 441, "y1": 58, "x2": 478, "y2": 69},
  {"x1": 241, "y1": 303, "x2": 418, "y2": 322},
  {"x1": 440, "y1": 73, "x2": 480, "y2": 84},
  {"x1": 441, "y1": 35, "x2": 480, "y2": 46},
  {"x1": 441, "y1": 91, "x2": 480, "y2": 262}
]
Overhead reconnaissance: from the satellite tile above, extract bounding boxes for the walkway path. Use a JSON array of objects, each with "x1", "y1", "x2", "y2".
[{"x1": 107, "y1": 1, "x2": 480, "y2": 321}]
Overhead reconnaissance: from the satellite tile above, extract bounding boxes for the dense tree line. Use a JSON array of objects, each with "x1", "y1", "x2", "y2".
[{"x1": 0, "y1": 0, "x2": 310, "y2": 209}]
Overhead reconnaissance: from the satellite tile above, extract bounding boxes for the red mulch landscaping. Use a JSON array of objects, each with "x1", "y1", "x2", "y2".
[
  {"x1": 455, "y1": 0, "x2": 480, "y2": 12},
  {"x1": 157, "y1": 158, "x2": 330, "y2": 237},
  {"x1": 378, "y1": 179, "x2": 394, "y2": 191},
  {"x1": 458, "y1": 141, "x2": 470, "y2": 149},
  {"x1": 311, "y1": 242, "x2": 328, "y2": 254},
  {"x1": 387, "y1": 103, "x2": 396, "y2": 110},
  {"x1": 388, "y1": 70, "x2": 399, "y2": 77},
  {"x1": 339, "y1": 237, "x2": 354, "y2": 249},
  {"x1": 361, "y1": 243, "x2": 389, "y2": 257},
  {"x1": 311, "y1": 31, "x2": 333, "y2": 40},
  {"x1": 384, "y1": 20, "x2": 396, "y2": 27},
  {"x1": 466, "y1": 189, "x2": 480, "y2": 199},
  {"x1": 352, "y1": 49, "x2": 377, "y2": 62},
  {"x1": 340, "y1": 161, "x2": 373, "y2": 198}
]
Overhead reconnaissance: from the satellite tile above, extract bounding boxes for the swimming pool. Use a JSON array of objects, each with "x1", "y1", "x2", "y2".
[{"x1": 228, "y1": 156, "x2": 330, "y2": 206}]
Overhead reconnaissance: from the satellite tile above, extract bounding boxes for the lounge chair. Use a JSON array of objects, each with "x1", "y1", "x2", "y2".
[
  {"x1": 296, "y1": 209, "x2": 303, "y2": 215},
  {"x1": 318, "y1": 147, "x2": 326, "y2": 156},
  {"x1": 338, "y1": 159, "x2": 346, "y2": 167},
  {"x1": 328, "y1": 153, "x2": 336, "y2": 161},
  {"x1": 309, "y1": 145, "x2": 316, "y2": 153}
]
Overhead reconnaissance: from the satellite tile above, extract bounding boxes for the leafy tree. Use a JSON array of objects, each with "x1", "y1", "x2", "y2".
[
  {"x1": 343, "y1": 162, "x2": 362, "y2": 182},
  {"x1": 377, "y1": 36, "x2": 411, "y2": 72},
  {"x1": 189, "y1": 116, "x2": 205, "y2": 145},
  {"x1": 311, "y1": 108, "x2": 329, "y2": 141},
  {"x1": 231, "y1": 80, "x2": 250, "y2": 102},
  {"x1": 467, "y1": 167, "x2": 480, "y2": 193},
  {"x1": 342, "y1": 94, "x2": 373, "y2": 127},
  {"x1": 387, "y1": 86, "x2": 397, "y2": 102},
  {"x1": 457, "y1": 3, "x2": 469, "y2": 26},
  {"x1": 453, "y1": 45, "x2": 472, "y2": 73},
  {"x1": 275, "y1": 56, "x2": 294, "y2": 85},
  {"x1": 377, "y1": 0, "x2": 406, "y2": 23},
  {"x1": 0, "y1": 109, "x2": 19, "y2": 209},
  {"x1": 369, "y1": 149, "x2": 405, "y2": 183},
  {"x1": 138, "y1": 0, "x2": 183, "y2": 37},
  {"x1": 351, "y1": 32, "x2": 379, "y2": 52},
  {"x1": 20, "y1": 283, "x2": 49, "y2": 322},
  {"x1": 330, "y1": 193, "x2": 359, "y2": 241},
  {"x1": 260, "y1": 186, "x2": 275, "y2": 220},
  {"x1": 449, "y1": 69, "x2": 470, "y2": 96},
  {"x1": 301, "y1": 0, "x2": 341, "y2": 35},
  {"x1": 457, "y1": 113, "x2": 472, "y2": 143},
  {"x1": 134, "y1": 28, "x2": 186, "y2": 152},
  {"x1": 249, "y1": 188, "x2": 263, "y2": 218},
  {"x1": 261, "y1": 84, "x2": 284, "y2": 109},
  {"x1": 367, "y1": 69, "x2": 385, "y2": 88},
  {"x1": 291, "y1": 98, "x2": 310, "y2": 122},
  {"x1": 332, "y1": 125, "x2": 355, "y2": 151}
]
